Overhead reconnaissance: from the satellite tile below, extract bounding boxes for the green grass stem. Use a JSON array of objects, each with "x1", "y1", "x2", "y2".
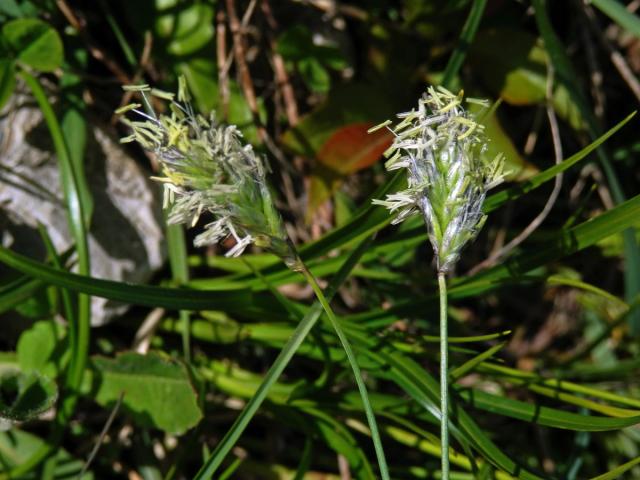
[
  {"x1": 301, "y1": 265, "x2": 390, "y2": 480},
  {"x1": 193, "y1": 236, "x2": 374, "y2": 479},
  {"x1": 439, "y1": 271, "x2": 450, "y2": 480}
]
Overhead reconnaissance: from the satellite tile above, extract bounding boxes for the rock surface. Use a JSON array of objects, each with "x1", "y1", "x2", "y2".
[{"x1": 0, "y1": 96, "x2": 166, "y2": 325}]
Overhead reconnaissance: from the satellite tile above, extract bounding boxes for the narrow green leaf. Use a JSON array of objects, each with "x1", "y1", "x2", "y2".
[
  {"x1": 166, "y1": 220, "x2": 192, "y2": 363},
  {"x1": 21, "y1": 72, "x2": 91, "y2": 397},
  {"x1": 61, "y1": 64, "x2": 93, "y2": 227},
  {"x1": 352, "y1": 193, "x2": 640, "y2": 325},
  {"x1": 474, "y1": 193, "x2": 640, "y2": 285},
  {"x1": 0, "y1": 276, "x2": 43, "y2": 314},
  {"x1": 422, "y1": 331, "x2": 512, "y2": 344},
  {"x1": 369, "y1": 347, "x2": 545, "y2": 479},
  {"x1": 450, "y1": 342, "x2": 506, "y2": 380},
  {"x1": 193, "y1": 236, "x2": 375, "y2": 479},
  {"x1": 441, "y1": 0, "x2": 488, "y2": 89},
  {"x1": 0, "y1": 429, "x2": 93, "y2": 479},
  {"x1": 532, "y1": 0, "x2": 640, "y2": 333},
  {"x1": 590, "y1": 456, "x2": 640, "y2": 480},
  {"x1": 0, "y1": 244, "x2": 251, "y2": 311},
  {"x1": 0, "y1": 59, "x2": 16, "y2": 110},
  {"x1": 483, "y1": 112, "x2": 636, "y2": 213},
  {"x1": 302, "y1": 407, "x2": 376, "y2": 478},
  {"x1": 458, "y1": 388, "x2": 640, "y2": 431},
  {"x1": 37, "y1": 225, "x2": 77, "y2": 341},
  {"x1": 591, "y1": 0, "x2": 640, "y2": 39}
]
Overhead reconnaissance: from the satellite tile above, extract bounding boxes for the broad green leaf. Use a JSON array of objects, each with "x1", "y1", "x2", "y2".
[
  {"x1": 0, "y1": 0, "x2": 23, "y2": 18},
  {"x1": 298, "y1": 57, "x2": 331, "y2": 93},
  {"x1": 307, "y1": 122, "x2": 393, "y2": 220},
  {"x1": 0, "y1": 429, "x2": 93, "y2": 479},
  {"x1": 17, "y1": 319, "x2": 68, "y2": 379},
  {"x1": 0, "y1": 369, "x2": 57, "y2": 422},
  {"x1": 277, "y1": 25, "x2": 347, "y2": 91},
  {"x1": 2, "y1": 18, "x2": 63, "y2": 72},
  {"x1": 178, "y1": 57, "x2": 218, "y2": 111},
  {"x1": 276, "y1": 25, "x2": 316, "y2": 60},
  {"x1": 155, "y1": 0, "x2": 214, "y2": 56},
  {"x1": 91, "y1": 352, "x2": 202, "y2": 435},
  {"x1": 591, "y1": 0, "x2": 640, "y2": 39},
  {"x1": 13, "y1": 283, "x2": 51, "y2": 319},
  {"x1": 480, "y1": 110, "x2": 538, "y2": 182},
  {"x1": 0, "y1": 59, "x2": 15, "y2": 110},
  {"x1": 277, "y1": 25, "x2": 346, "y2": 68},
  {"x1": 281, "y1": 82, "x2": 396, "y2": 157},
  {"x1": 469, "y1": 28, "x2": 584, "y2": 130}
]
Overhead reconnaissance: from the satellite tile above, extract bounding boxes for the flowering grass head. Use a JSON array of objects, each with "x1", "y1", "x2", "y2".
[
  {"x1": 116, "y1": 79, "x2": 297, "y2": 267},
  {"x1": 372, "y1": 86, "x2": 505, "y2": 273}
]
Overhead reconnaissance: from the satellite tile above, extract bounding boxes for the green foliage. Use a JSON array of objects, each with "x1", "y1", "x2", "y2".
[
  {"x1": 17, "y1": 320, "x2": 68, "y2": 379},
  {"x1": 0, "y1": 370, "x2": 57, "y2": 423},
  {"x1": 469, "y1": 28, "x2": 585, "y2": 130},
  {"x1": 591, "y1": 0, "x2": 640, "y2": 39},
  {"x1": 0, "y1": 59, "x2": 14, "y2": 109},
  {"x1": 0, "y1": 18, "x2": 63, "y2": 72},
  {"x1": 0, "y1": 17, "x2": 63, "y2": 108},
  {"x1": 1, "y1": 1, "x2": 640, "y2": 479},
  {"x1": 0, "y1": 429, "x2": 93, "y2": 479},
  {"x1": 91, "y1": 352, "x2": 203, "y2": 435},
  {"x1": 277, "y1": 25, "x2": 347, "y2": 93}
]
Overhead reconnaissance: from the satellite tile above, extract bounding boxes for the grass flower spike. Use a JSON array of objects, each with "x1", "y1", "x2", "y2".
[
  {"x1": 373, "y1": 86, "x2": 504, "y2": 273},
  {"x1": 117, "y1": 79, "x2": 297, "y2": 268},
  {"x1": 117, "y1": 79, "x2": 390, "y2": 480},
  {"x1": 372, "y1": 85, "x2": 504, "y2": 480}
]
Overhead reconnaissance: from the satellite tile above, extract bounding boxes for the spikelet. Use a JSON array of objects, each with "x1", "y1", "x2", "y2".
[
  {"x1": 372, "y1": 86, "x2": 505, "y2": 273},
  {"x1": 117, "y1": 79, "x2": 297, "y2": 268}
]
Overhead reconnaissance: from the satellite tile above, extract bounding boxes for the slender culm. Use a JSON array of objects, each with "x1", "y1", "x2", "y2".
[
  {"x1": 117, "y1": 79, "x2": 390, "y2": 480},
  {"x1": 372, "y1": 86, "x2": 504, "y2": 479}
]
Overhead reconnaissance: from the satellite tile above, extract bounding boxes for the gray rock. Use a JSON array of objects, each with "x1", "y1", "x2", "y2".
[{"x1": 0, "y1": 96, "x2": 166, "y2": 325}]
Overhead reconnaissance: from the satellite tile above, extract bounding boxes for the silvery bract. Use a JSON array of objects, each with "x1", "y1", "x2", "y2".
[
  {"x1": 117, "y1": 79, "x2": 297, "y2": 267},
  {"x1": 372, "y1": 86, "x2": 505, "y2": 273}
]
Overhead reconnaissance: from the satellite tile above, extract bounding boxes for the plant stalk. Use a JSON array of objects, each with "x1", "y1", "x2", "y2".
[
  {"x1": 194, "y1": 237, "x2": 374, "y2": 479},
  {"x1": 300, "y1": 264, "x2": 390, "y2": 480},
  {"x1": 439, "y1": 271, "x2": 450, "y2": 479}
]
